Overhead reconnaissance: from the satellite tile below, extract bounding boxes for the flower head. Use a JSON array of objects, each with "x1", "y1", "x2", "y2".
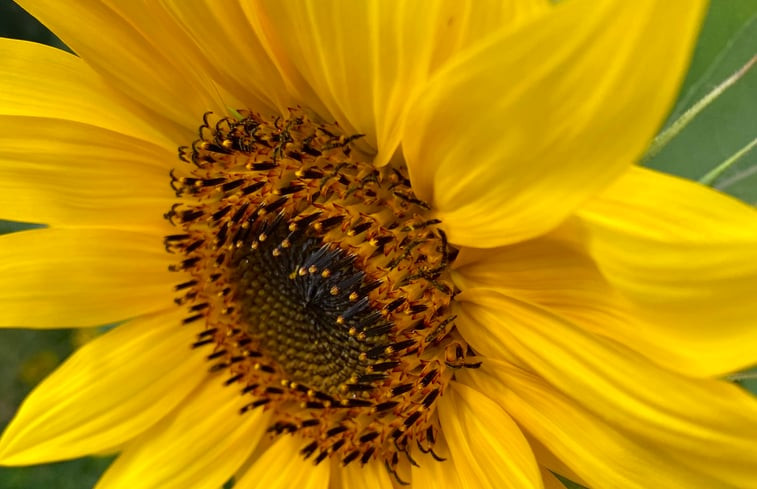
[{"x1": 2, "y1": 1, "x2": 757, "y2": 488}]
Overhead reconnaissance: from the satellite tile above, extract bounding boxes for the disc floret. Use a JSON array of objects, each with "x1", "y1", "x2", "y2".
[{"x1": 164, "y1": 109, "x2": 479, "y2": 479}]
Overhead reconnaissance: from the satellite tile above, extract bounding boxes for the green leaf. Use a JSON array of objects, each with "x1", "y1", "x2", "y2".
[{"x1": 0, "y1": 220, "x2": 43, "y2": 235}]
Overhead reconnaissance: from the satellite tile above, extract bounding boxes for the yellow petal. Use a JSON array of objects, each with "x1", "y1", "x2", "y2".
[
  {"x1": 453, "y1": 231, "x2": 744, "y2": 376},
  {"x1": 0, "y1": 38, "x2": 169, "y2": 147},
  {"x1": 577, "y1": 166, "x2": 757, "y2": 374},
  {"x1": 579, "y1": 166, "x2": 757, "y2": 240},
  {"x1": 427, "y1": 0, "x2": 551, "y2": 73},
  {"x1": 438, "y1": 382, "x2": 543, "y2": 489},
  {"x1": 96, "y1": 377, "x2": 269, "y2": 489},
  {"x1": 0, "y1": 116, "x2": 174, "y2": 230},
  {"x1": 458, "y1": 289, "x2": 757, "y2": 487},
  {"x1": 336, "y1": 459, "x2": 392, "y2": 489},
  {"x1": 403, "y1": 0, "x2": 706, "y2": 247},
  {"x1": 250, "y1": 1, "x2": 546, "y2": 166},
  {"x1": 0, "y1": 309, "x2": 206, "y2": 465},
  {"x1": 249, "y1": 0, "x2": 438, "y2": 165},
  {"x1": 461, "y1": 360, "x2": 733, "y2": 489},
  {"x1": 410, "y1": 451, "x2": 464, "y2": 489},
  {"x1": 0, "y1": 228, "x2": 174, "y2": 328},
  {"x1": 234, "y1": 435, "x2": 330, "y2": 489},
  {"x1": 161, "y1": 1, "x2": 295, "y2": 117},
  {"x1": 15, "y1": 0, "x2": 222, "y2": 143}
]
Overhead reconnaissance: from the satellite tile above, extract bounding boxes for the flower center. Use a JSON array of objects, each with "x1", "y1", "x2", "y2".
[{"x1": 164, "y1": 109, "x2": 479, "y2": 480}]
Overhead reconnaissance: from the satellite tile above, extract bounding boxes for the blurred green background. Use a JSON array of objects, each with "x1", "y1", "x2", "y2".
[{"x1": 0, "y1": 0, "x2": 755, "y2": 488}]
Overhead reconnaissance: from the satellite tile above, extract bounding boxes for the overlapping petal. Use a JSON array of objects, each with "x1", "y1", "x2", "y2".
[
  {"x1": 0, "y1": 117, "x2": 174, "y2": 230},
  {"x1": 452, "y1": 226, "x2": 752, "y2": 376},
  {"x1": 249, "y1": 0, "x2": 445, "y2": 166},
  {"x1": 526, "y1": 436, "x2": 587, "y2": 488},
  {"x1": 426, "y1": 0, "x2": 551, "y2": 73},
  {"x1": 0, "y1": 228, "x2": 174, "y2": 328},
  {"x1": 250, "y1": 0, "x2": 549, "y2": 166},
  {"x1": 539, "y1": 469, "x2": 573, "y2": 489},
  {"x1": 95, "y1": 376, "x2": 269, "y2": 489},
  {"x1": 576, "y1": 166, "x2": 757, "y2": 374},
  {"x1": 458, "y1": 289, "x2": 757, "y2": 487},
  {"x1": 335, "y1": 459, "x2": 393, "y2": 489},
  {"x1": 403, "y1": 0, "x2": 706, "y2": 247},
  {"x1": 15, "y1": 0, "x2": 224, "y2": 143},
  {"x1": 460, "y1": 360, "x2": 734, "y2": 489},
  {"x1": 438, "y1": 382, "x2": 543, "y2": 489},
  {"x1": 161, "y1": 1, "x2": 295, "y2": 116},
  {"x1": 0, "y1": 38, "x2": 169, "y2": 147},
  {"x1": 234, "y1": 435, "x2": 329, "y2": 489},
  {"x1": 0, "y1": 309, "x2": 206, "y2": 465},
  {"x1": 411, "y1": 450, "x2": 464, "y2": 489}
]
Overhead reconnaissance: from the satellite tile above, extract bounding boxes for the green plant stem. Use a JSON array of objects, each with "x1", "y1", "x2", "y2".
[
  {"x1": 644, "y1": 54, "x2": 757, "y2": 161},
  {"x1": 727, "y1": 371, "x2": 757, "y2": 382},
  {"x1": 699, "y1": 136, "x2": 757, "y2": 186}
]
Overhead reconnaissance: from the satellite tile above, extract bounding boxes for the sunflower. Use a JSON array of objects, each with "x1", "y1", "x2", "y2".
[{"x1": 1, "y1": 0, "x2": 757, "y2": 488}]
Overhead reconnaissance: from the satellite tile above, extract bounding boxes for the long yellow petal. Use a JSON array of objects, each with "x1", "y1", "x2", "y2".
[
  {"x1": 0, "y1": 116, "x2": 173, "y2": 230},
  {"x1": 458, "y1": 289, "x2": 757, "y2": 487},
  {"x1": 453, "y1": 231, "x2": 748, "y2": 376},
  {"x1": 96, "y1": 376, "x2": 269, "y2": 489},
  {"x1": 576, "y1": 165, "x2": 757, "y2": 374},
  {"x1": 250, "y1": 0, "x2": 547, "y2": 167},
  {"x1": 438, "y1": 382, "x2": 543, "y2": 489},
  {"x1": 234, "y1": 435, "x2": 330, "y2": 489},
  {"x1": 402, "y1": 0, "x2": 706, "y2": 247},
  {"x1": 460, "y1": 360, "x2": 733, "y2": 489},
  {"x1": 250, "y1": 0, "x2": 439, "y2": 165},
  {"x1": 0, "y1": 38, "x2": 169, "y2": 148},
  {"x1": 427, "y1": 0, "x2": 551, "y2": 73},
  {"x1": 15, "y1": 0, "x2": 223, "y2": 143},
  {"x1": 161, "y1": 1, "x2": 296, "y2": 117},
  {"x1": 0, "y1": 309, "x2": 206, "y2": 465},
  {"x1": 0, "y1": 228, "x2": 175, "y2": 328}
]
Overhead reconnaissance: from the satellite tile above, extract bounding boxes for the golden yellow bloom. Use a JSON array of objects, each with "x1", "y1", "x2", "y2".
[{"x1": 1, "y1": 1, "x2": 756, "y2": 488}]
